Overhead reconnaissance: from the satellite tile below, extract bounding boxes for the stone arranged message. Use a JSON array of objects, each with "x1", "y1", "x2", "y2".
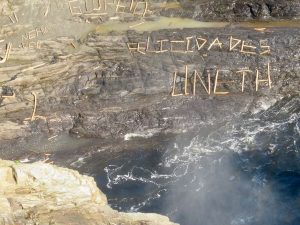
[{"x1": 127, "y1": 35, "x2": 273, "y2": 96}]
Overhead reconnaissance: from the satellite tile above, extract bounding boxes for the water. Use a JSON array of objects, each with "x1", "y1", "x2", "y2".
[
  {"x1": 94, "y1": 95, "x2": 300, "y2": 225},
  {"x1": 95, "y1": 17, "x2": 300, "y2": 34}
]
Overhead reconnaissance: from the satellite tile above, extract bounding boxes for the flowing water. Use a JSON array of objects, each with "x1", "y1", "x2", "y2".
[{"x1": 95, "y1": 95, "x2": 300, "y2": 225}]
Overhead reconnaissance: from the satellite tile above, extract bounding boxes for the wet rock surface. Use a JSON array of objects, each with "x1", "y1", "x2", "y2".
[
  {"x1": 0, "y1": 24, "x2": 299, "y2": 158},
  {"x1": 160, "y1": 0, "x2": 300, "y2": 21},
  {"x1": 0, "y1": 0, "x2": 299, "y2": 223},
  {"x1": 0, "y1": 0, "x2": 298, "y2": 161}
]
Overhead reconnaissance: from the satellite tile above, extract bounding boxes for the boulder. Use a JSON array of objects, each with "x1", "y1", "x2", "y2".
[{"x1": 0, "y1": 159, "x2": 178, "y2": 225}]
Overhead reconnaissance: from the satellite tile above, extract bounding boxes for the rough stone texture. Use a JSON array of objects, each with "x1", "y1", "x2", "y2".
[
  {"x1": 160, "y1": 0, "x2": 300, "y2": 21},
  {"x1": 0, "y1": 27, "x2": 299, "y2": 148},
  {"x1": 0, "y1": 0, "x2": 298, "y2": 223},
  {"x1": 0, "y1": 0, "x2": 299, "y2": 159},
  {"x1": 0, "y1": 159, "x2": 178, "y2": 225}
]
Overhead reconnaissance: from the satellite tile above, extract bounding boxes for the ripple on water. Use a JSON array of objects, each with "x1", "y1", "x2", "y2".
[{"x1": 95, "y1": 95, "x2": 300, "y2": 225}]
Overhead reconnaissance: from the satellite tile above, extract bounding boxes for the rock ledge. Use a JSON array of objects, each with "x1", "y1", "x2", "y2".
[{"x1": 0, "y1": 159, "x2": 178, "y2": 225}]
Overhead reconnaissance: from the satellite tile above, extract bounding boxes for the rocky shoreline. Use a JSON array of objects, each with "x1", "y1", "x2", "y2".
[
  {"x1": 0, "y1": 26, "x2": 299, "y2": 159},
  {"x1": 0, "y1": 0, "x2": 299, "y2": 158},
  {"x1": 0, "y1": 159, "x2": 178, "y2": 225},
  {"x1": 0, "y1": 0, "x2": 299, "y2": 224}
]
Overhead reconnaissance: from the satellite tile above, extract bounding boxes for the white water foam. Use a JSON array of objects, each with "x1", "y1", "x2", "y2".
[{"x1": 124, "y1": 128, "x2": 161, "y2": 141}]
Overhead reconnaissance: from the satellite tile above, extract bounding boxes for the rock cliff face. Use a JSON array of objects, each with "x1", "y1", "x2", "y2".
[
  {"x1": 0, "y1": 0, "x2": 299, "y2": 223},
  {"x1": 0, "y1": 0, "x2": 299, "y2": 158},
  {"x1": 0, "y1": 159, "x2": 178, "y2": 225},
  {"x1": 160, "y1": 0, "x2": 300, "y2": 21}
]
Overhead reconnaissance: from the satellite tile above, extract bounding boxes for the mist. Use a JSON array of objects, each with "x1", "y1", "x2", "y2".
[{"x1": 99, "y1": 95, "x2": 300, "y2": 225}]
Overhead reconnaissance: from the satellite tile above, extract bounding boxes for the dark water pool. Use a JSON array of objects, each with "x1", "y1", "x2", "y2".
[{"x1": 95, "y1": 95, "x2": 300, "y2": 225}]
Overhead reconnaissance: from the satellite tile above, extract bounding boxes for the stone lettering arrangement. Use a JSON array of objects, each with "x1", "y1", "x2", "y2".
[
  {"x1": 127, "y1": 35, "x2": 273, "y2": 96},
  {"x1": 0, "y1": 0, "x2": 298, "y2": 124}
]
